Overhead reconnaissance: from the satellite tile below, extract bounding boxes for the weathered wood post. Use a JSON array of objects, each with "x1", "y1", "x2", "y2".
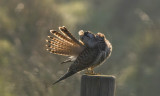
[{"x1": 81, "y1": 75, "x2": 116, "y2": 96}]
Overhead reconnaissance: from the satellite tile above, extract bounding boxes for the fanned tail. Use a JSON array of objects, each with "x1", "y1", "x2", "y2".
[
  {"x1": 46, "y1": 26, "x2": 84, "y2": 56},
  {"x1": 52, "y1": 71, "x2": 76, "y2": 85}
]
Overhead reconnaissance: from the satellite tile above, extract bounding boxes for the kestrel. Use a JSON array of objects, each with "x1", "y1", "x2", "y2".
[{"x1": 46, "y1": 26, "x2": 112, "y2": 85}]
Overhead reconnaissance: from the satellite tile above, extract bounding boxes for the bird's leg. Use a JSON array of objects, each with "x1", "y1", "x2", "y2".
[
  {"x1": 85, "y1": 68, "x2": 91, "y2": 74},
  {"x1": 85, "y1": 67, "x2": 101, "y2": 75},
  {"x1": 89, "y1": 67, "x2": 95, "y2": 74},
  {"x1": 85, "y1": 67, "x2": 96, "y2": 75},
  {"x1": 85, "y1": 68, "x2": 90, "y2": 74}
]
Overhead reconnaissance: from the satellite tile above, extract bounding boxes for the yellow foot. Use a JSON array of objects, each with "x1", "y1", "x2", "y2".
[{"x1": 85, "y1": 68, "x2": 101, "y2": 75}]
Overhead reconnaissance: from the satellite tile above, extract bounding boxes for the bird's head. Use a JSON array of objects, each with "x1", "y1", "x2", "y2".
[
  {"x1": 79, "y1": 30, "x2": 97, "y2": 48},
  {"x1": 95, "y1": 32, "x2": 106, "y2": 41}
]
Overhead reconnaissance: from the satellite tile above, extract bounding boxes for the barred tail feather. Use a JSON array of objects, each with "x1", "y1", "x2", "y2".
[
  {"x1": 50, "y1": 50, "x2": 71, "y2": 56},
  {"x1": 45, "y1": 44, "x2": 70, "y2": 52},
  {"x1": 46, "y1": 39, "x2": 79, "y2": 56},
  {"x1": 47, "y1": 37, "x2": 77, "y2": 48},
  {"x1": 59, "y1": 26, "x2": 83, "y2": 47},
  {"x1": 46, "y1": 48, "x2": 72, "y2": 56},
  {"x1": 46, "y1": 40, "x2": 72, "y2": 50},
  {"x1": 50, "y1": 30, "x2": 78, "y2": 45}
]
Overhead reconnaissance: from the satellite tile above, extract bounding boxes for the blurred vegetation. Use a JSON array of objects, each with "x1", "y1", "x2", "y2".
[{"x1": 0, "y1": 0, "x2": 160, "y2": 96}]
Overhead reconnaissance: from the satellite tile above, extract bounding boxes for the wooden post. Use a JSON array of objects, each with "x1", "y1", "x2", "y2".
[{"x1": 80, "y1": 75, "x2": 116, "y2": 96}]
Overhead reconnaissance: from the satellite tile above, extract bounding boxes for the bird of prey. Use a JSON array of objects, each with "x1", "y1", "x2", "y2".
[{"x1": 46, "y1": 26, "x2": 112, "y2": 85}]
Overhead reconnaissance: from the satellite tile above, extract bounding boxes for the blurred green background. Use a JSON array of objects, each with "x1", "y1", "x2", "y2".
[{"x1": 0, "y1": 0, "x2": 160, "y2": 96}]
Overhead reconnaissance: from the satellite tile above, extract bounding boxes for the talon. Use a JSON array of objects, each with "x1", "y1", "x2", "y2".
[{"x1": 85, "y1": 67, "x2": 98, "y2": 75}]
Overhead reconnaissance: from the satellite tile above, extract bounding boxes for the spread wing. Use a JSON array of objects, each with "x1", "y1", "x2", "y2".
[{"x1": 46, "y1": 26, "x2": 84, "y2": 56}]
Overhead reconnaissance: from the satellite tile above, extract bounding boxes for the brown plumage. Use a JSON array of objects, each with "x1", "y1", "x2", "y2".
[{"x1": 45, "y1": 26, "x2": 112, "y2": 85}]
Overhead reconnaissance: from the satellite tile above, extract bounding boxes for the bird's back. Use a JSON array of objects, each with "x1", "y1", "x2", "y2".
[{"x1": 68, "y1": 47, "x2": 100, "y2": 72}]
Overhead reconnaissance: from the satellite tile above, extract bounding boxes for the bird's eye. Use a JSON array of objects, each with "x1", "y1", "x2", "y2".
[{"x1": 84, "y1": 32, "x2": 88, "y2": 36}]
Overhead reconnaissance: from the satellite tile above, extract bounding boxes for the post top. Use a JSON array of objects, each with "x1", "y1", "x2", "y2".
[
  {"x1": 82, "y1": 74, "x2": 116, "y2": 79},
  {"x1": 81, "y1": 74, "x2": 116, "y2": 96}
]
